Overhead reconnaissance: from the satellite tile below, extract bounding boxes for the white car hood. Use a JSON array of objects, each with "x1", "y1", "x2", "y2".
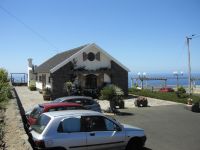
[{"x1": 122, "y1": 124, "x2": 144, "y2": 131}]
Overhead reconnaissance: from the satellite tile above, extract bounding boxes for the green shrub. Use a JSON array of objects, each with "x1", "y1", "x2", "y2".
[
  {"x1": 43, "y1": 88, "x2": 52, "y2": 100},
  {"x1": 0, "y1": 68, "x2": 12, "y2": 102},
  {"x1": 64, "y1": 81, "x2": 73, "y2": 96},
  {"x1": 43, "y1": 87, "x2": 51, "y2": 95},
  {"x1": 100, "y1": 84, "x2": 125, "y2": 110},
  {"x1": 129, "y1": 88, "x2": 200, "y2": 104},
  {"x1": 100, "y1": 84, "x2": 124, "y2": 101},
  {"x1": 0, "y1": 68, "x2": 9, "y2": 83},
  {"x1": 176, "y1": 86, "x2": 187, "y2": 98},
  {"x1": 29, "y1": 80, "x2": 36, "y2": 91}
]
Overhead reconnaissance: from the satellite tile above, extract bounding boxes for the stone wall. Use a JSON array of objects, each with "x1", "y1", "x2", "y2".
[
  {"x1": 111, "y1": 61, "x2": 128, "y2": 95},
  {"x1": 51, "y1": 62, "x2": 73, "y2": 98},
  {"x1": 51, "y1": 61, "x2": 128, "y2": 97}
]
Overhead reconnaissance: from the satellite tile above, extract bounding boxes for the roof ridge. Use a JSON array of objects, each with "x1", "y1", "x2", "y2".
[
  {"x1": 57, "y1": 44, "x2": 90, "y2": 55},
  {"x1": 35, "y1": 44, "x2": 89, "y2": 73}
]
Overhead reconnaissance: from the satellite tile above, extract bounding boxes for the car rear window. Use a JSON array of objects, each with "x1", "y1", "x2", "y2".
[
  {"x1": 32, "y1": 114, "x2": 51, "y2": 134},
  {"x1": 30, "y1": 106, "x2": 44, "y2": 119}
]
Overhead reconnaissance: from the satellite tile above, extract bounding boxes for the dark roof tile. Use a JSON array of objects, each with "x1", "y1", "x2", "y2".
[{"x1": 35, "y1": 44, "x2": 88, "y2": 73}]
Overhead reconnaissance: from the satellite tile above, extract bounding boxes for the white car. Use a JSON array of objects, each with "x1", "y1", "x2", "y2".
[{"x1": 30, "y1": 110, "x2": 146, "y2": 150}]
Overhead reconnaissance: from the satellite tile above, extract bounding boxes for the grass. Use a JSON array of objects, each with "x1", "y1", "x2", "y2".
[{"x1": 129, "y1": 88, "x2": 200, "y2": 104}]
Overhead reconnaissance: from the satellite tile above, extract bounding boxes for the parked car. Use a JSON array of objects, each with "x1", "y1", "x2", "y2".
[
  {"x1": 159, "y1": 87, "x2": 174, "y2": 92},
  {"x1": 52, "y1": 96, "x2": 101, "y2": 112},
  {"x1": 30, "y1": 110, "x2": 146, "y2": 150},
  {"x1": 26, "y1": 102, "x2": 84, "y2": 125}
]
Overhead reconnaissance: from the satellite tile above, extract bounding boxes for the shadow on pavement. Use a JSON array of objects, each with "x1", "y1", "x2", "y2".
[
  {"x1": 143, "y1": 147, "x2": 152, "y2": 150},
  {"x1": 116, "y1": 111, "x2": 134, "y2": 116},
  {"x1": 125, "y1": 94, "x2": 138, "y2": 99}
]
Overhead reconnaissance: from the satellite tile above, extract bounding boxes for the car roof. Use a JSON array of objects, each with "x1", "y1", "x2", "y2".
[
  {"x1": 43, "y1": 110, "x2": 103, "y2": 118},
  {"x1": 55, "y1": 96, "x2": 93, "y2": 101},
  {"x1": 39, "y1": 102, "x2": 82, "y2": 109}
]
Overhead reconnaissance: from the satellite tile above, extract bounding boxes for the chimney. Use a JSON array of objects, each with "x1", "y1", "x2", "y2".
[{"x1": 28, "y1": 58, "x2": 33, "y2": 68}]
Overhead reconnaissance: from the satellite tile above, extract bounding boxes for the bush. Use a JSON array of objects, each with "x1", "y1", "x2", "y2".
[
  {"x1": 129, "y1": 88, "x2": 200, "y2": 104},
  {"x1": 176, "y1": 87, "x2": 187, "y2": 98},
  {"x1": 0, "y1": 68, "x2": 12, "y2": 102},
  {"x1": 100, "y1": 85, "x2": 124, "y2": 111},
  {"x1": 29, "y1": 80, "x2": 36, "y2": 91},
  {"x1": 43, "y1": 88, "x2": 52, "y2": 100},
  {"x1": 64, "y1": 81, "x2": 72, "y2": 96},
  {"x1": 100, "y1": 85, "x2": 124, "y2": 100}
]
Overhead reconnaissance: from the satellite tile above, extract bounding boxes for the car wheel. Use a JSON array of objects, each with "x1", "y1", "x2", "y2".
[{"x1": 126, "y1": 138, "x2": 143, "y2": 150}]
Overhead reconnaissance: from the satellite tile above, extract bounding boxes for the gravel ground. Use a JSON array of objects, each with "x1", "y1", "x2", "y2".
[
  {"x1": 14, "y1": 86, "x2": 45, "y2": 112},
  {"x1": 3, "y1": 99, "x2": 31, "y2": 150}
]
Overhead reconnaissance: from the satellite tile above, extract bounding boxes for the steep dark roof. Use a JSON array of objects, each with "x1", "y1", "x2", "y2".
[{"x1": 35, "y1": 44, "x2": 88, "y2": 73}]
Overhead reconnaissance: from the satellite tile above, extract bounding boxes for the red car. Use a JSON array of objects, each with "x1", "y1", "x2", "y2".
[
  {"x1": 159, "y1": 87, "x2": 174, "y2": 92},
  {"x1": 26, "y1": 102, "x2": 84, "y2": 125}
]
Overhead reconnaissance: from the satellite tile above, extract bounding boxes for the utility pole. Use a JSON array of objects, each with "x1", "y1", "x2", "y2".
[
  {"x1": 186, "y1": 37, "x2": 192, "y2": 95},
  {"x1": 186, "y1": 34, "x2": 200, "y2": 95}
]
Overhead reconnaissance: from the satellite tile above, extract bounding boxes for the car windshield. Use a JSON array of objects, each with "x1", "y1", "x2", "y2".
[
  {"x1": 32, "y1": 114, "x2": 51, "y2": 134},
  {"x1": 30, "y1": 106, "x2": 44, "y2": 119}
]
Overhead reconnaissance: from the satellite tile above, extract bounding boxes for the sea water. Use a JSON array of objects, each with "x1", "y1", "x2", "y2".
[{"x1": 128, "y1": 73, "x2": 200, "y2": 88}]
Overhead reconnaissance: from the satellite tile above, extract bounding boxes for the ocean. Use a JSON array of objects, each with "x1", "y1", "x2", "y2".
[{"x1": 128, "y1": 73, "x2": 200, "y2": 88}]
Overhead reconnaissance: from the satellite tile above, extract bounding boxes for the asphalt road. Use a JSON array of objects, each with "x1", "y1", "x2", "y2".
[{"x1": 113, "y1": 104, "x2": 200, "y2": 150}]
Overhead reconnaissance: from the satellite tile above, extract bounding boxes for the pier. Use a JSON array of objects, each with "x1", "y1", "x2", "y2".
[{"x1": 131, "y1": 76, "x2": 200, "y2": 90}]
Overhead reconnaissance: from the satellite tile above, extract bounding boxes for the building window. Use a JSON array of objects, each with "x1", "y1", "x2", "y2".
[
  {"x1": 48, "y1": 77, "x2": 51, "y2": 83},
  {"x1": 36, "y1": 75, "x2": 38, "y2": 81},
  {"x1": 87, "y1": 52, "x2": 95, "y2": 61},
  {"x1": 39, "y1": 76, "x2": 42, "y2": 82}
]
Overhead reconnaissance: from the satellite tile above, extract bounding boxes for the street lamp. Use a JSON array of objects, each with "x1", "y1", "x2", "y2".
[
  {"x1": 186, "y1": 34, "x2": 200, "y2": 95},
  {"x1": 173, "y1": 71, "x2": 183, "y2": 90},
  {"x1": 138, "y1": 72, "x2": 147, "y2": 89}
]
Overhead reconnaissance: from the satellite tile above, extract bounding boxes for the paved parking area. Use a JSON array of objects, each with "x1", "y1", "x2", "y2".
[
  {"x1": 15, "y1": 86, "x2": 200, "y2": 150},
  {"x1": 114, "y1": 105, "x2": 200, "y2": 150},
  {"x1": 15, "y1": 86, "x2": 44, "y2": 111}
]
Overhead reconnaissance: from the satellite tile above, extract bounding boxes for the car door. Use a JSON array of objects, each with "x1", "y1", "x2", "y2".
[
  {"x1": 82, "y1": 116, "x2": 126, "y2": 150},
  {"x1": 55, "y1": 117, "x2": 87, "y2": 150}
]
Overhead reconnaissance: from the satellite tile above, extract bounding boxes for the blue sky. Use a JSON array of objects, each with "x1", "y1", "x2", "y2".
[{"x1": 0, "y1": 0, "x2": 199, "y2": 75}]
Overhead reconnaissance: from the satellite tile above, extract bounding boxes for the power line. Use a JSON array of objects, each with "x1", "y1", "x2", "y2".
[{"x1": 0, "y1": 4, "x2": 59, "y2": 51}]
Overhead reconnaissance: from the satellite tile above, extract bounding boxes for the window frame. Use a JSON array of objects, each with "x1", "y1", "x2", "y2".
[
  {"x1": 81, "y1": 116, "x2": 122, "y2": 132},
  {"x1": 57, "y1": 117, "x2": 81, "y2": 133}
]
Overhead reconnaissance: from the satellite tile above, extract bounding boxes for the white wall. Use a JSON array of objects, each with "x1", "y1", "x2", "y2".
[
  {"x1": 27, "y1": 67, "x2": 32, "y2": 87},
  {"x1": 36, "y1": 81, "x2": 43, "y2": 90},
  {"x1": 104, "y1": 73, "x2": 111, "y2": 83},
  {"x1": 46, "y1": 73, "x2": 52, "y2": 88},
  {"x1": 75, "y1": 45, "x2": 111, "y2": 70},
  {"x1": 36, "y1": 73, "x2": 52, "y2": 90}
]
